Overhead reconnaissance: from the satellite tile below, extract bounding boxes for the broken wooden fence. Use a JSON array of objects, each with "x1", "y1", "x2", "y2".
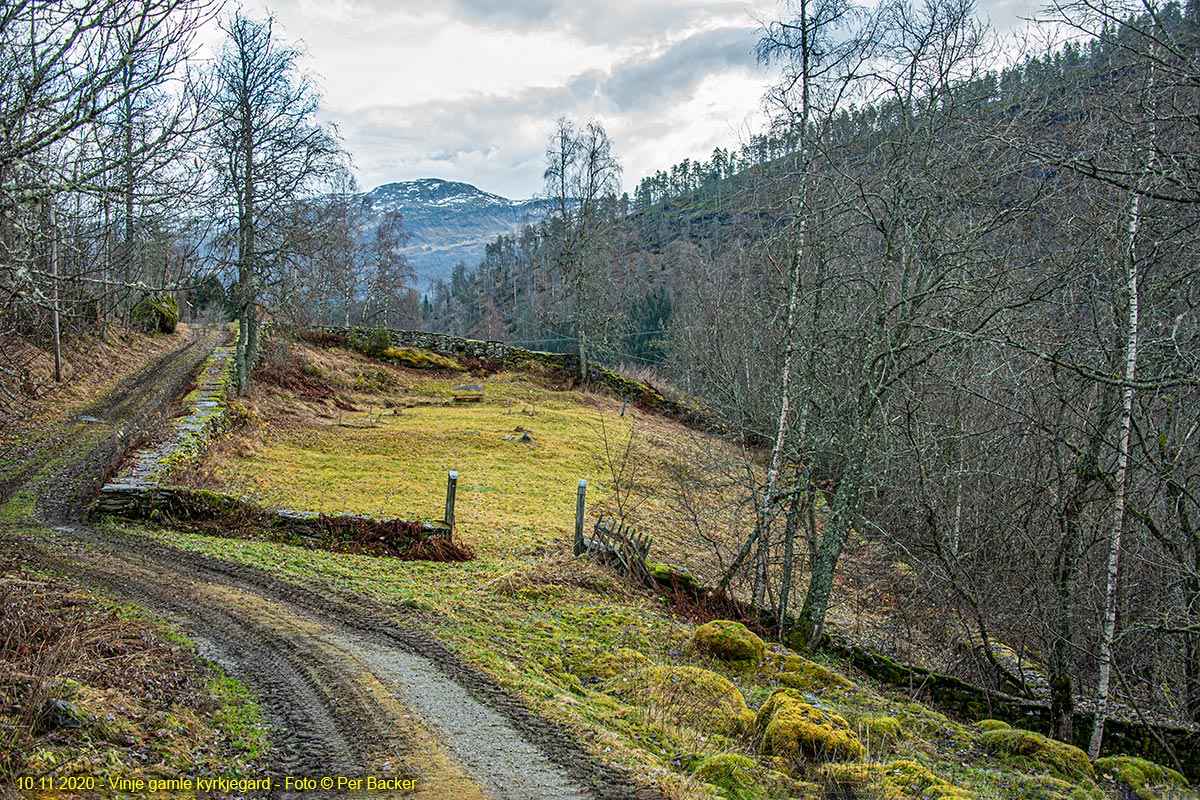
[{"x1": 576, "y1": 513, "x2": 654, "y2": 587}]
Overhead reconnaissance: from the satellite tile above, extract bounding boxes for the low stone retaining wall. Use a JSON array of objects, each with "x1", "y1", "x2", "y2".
[{"x1": 95, "y1": 342, "x2": 453, "y2": 553}]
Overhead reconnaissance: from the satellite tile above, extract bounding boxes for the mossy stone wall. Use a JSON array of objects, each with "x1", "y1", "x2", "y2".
[{"x1": 832, "y1": 640, "x2": 1200, "y2": 780}]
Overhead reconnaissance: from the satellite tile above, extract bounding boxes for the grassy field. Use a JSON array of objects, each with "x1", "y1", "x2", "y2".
[
  {"x1": 145, "y1": 337, "x2": 1191, "y2": 800},
  {"x1": 197, "y1": 338, "x2": 741, "y2": 568}
]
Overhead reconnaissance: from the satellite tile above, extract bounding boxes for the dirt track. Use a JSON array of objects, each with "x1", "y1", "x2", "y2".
[{"x1": 1, "y1": 330, "x2": 646, "y2": 800}]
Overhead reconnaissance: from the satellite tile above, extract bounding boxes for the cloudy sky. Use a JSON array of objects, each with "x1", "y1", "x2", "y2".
[{"x1": 213, "y1": 0, "x2": 1042, "y2": 200}]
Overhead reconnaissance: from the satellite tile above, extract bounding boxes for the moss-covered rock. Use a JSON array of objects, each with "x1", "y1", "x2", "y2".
[
  {"x1": 981, "y1": 728, "x2": 1094, "y2": 782},
  {"x1": 1094, "y1": 755, "x2": 1190, "y2": 800},
  {"x1": 778, "y1": 661, "x2": 855, "y2": 693},
  {"x1": 821, "y1": 760, "x2": 974, "y2": 799},
  {"x1": 692, "y1": 753, "x2": 759, "y2": 798},
  {"x1": 694, "y1": 620, "x2": 766, "y2": 663},
  {"x1": 756, "y1": 688, "x2": 863, "y2": 763},
  {"x1": 611, "y1": 665, "x2": 755, "y2": 737},
  {"x1": 130, "y1": 294, "x2": 179, "y2": 334},
  {"x1": 646, "y1": 560, "x2": 701, "y2": 592},
  {"x1": 975, "y1": 718, "x2": 1011, "y2": 732},
  {"x1": 769, "y1": 653, "x2": 807, "y2": 673}
]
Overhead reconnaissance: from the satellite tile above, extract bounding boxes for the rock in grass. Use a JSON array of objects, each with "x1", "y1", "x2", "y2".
[
  {"x1": 1094, "y1": 755, "x2": 1189, "y2": 800},
  {"x1": 612, "y1": 665, "x2": 755, "y2": 737},
  {"x1": 645, "y1": 560, "x2": 700, "y2": 592},
  {"x1": 981, "y1": 727, "x2": 1094, "y2": 782},
  {"x1": 37, "y1": 698, "x2": 87, "y2": 733},
  {"x1": 821, "y1": 759, "x2": 974, "y2": 799},
  {"x1": 756, "y1": 688, "x2": 864, "y2": 763},
  {"x1": 693, "y1": 620, "x2": 766, "y2": 663}
]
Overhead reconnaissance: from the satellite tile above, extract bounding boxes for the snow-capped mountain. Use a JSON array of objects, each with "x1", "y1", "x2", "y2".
[{"x1": 362, "y1": 179, "x2": 553, "y2": 295}]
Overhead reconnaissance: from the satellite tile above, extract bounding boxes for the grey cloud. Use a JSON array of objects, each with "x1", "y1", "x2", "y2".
[{"x1": 603, "y1": 26, "x2": 759, "y2": 111}]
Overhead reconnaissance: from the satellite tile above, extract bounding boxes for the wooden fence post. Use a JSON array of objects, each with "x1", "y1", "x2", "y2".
[
  {"x1": 574, "y1": 479, "x2": 587, "y2": 556},
  {"x1": 445, "y1": 471, "x2": 458, "y2": 533}
]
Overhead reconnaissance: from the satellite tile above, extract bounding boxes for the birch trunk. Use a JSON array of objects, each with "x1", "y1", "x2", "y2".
[{"x1": 1088, "y1": 186, "x2": 1141, "y2": 759}]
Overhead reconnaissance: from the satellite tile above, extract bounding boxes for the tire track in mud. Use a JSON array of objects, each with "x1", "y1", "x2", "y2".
[
  {"x1": 20, "y1": 528, "x2": 618, "y2": 799},
  {"x1": 2, "y1": 333, "x2": 647, "y2": 800}
]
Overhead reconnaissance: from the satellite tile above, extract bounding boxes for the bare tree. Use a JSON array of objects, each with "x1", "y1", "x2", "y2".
[
  {"x1": 207, "y1": 12, "x2": 343, "y2": 394},
  {"x1": 541, "y1": 117, "x2": 622, "y2": 380}
]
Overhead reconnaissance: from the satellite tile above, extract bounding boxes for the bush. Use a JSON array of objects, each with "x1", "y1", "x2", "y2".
[
  {"x1": 354, "y1": 325, "x2": 392, "y2": 357},
  {"x1": 130, "y1": 294, "x2": 179, "y2": 334}
]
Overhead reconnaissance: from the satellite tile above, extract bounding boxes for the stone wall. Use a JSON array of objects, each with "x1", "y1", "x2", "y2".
[
  {"x1": 832, "y1": 640, "x2": 1200, "y2": 780},
  {"x1": 99, "y1": 344, "x2": 235, "y2": 496}
]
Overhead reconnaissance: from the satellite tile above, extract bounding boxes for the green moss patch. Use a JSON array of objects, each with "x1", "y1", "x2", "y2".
[
  {"x1": 981, "y1": 728, "x2": 1094, "y2": 782},
  {"x1": 822, "y1": 760, "x2": 973, "y2": 799},
  {"x1": 691, "y1": 752, "x2": 819, "y2": 800},
  {"x1": 693, "y1": 620, "x2": 766, "y2": 663},
  {"x1": 975, "y1": 718, "x2": 1011, "y2": 732},
  {"x1": 859, "y1": 714, "x2": 902, "y2": 751},
  {"x1": 586, "y1": 648, "x2": 653, "y2": 681},
  {"x1": 778, "y1": 661, "x2": 855, "y2": 694},
  {"x1": 1094, "y1": 755, "x2": 1190, "y2": 799},
  {"x1": 380, "y1": 346, "x2": 465, "y2": 371},
  {"x1": 692, "y1": 753, "x2": 758, "y2": 797}
]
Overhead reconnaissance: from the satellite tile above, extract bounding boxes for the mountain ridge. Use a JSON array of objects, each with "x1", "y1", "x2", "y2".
[{"x1": 362, "y1": 178, "x2": 553, "y2": 294}]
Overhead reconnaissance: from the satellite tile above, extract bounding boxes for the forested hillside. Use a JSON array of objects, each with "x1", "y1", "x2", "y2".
[{"x1": 424, "y1": 0, "x2": 1200, "y2": 756}]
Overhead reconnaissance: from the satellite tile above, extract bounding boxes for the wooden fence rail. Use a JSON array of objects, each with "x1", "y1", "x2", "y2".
[{"x1": 579, "y1": 513, "x2": 654, "y2": 587}]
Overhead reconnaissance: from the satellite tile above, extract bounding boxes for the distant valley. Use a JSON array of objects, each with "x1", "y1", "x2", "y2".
[{"x1": 361, "y1": 178, "x2": 553, "y2": 295}]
